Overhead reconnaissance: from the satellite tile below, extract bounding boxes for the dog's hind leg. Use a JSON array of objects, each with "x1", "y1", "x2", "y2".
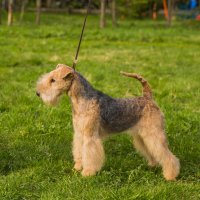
[
  {"x1": 139, "y1": 123, "x2": 180, "y2": 181},
  {"x1": 133, "y1": 134, "x2": 158, "y2": 167}
]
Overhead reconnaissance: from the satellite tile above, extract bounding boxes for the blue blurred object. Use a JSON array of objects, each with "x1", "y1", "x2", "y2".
[
  {"x1": 176, "y1": 0, "x2": 199, "y2": 19},
  {"x1": 189, "y1": 0, "x2": 198, "y2": 9},
  {"x1": 178, "y1": 0, "x2": 198, "y2": 10}
]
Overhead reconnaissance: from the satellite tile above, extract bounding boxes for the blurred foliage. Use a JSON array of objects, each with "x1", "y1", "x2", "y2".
[
  {"x1": 1, "y1": 0, "x2": 165, "y2": 18},
  {"x1": 117, "y1": 0, "x2": 164, "y2": 18},
  {"x1": 117, "y1": 0, "x2": 149, "y2": 18}
]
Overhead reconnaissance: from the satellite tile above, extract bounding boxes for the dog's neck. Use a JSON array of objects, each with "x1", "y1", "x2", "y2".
[{"x1": 68, "y1": 72, "x2": 96, "y2": 114}]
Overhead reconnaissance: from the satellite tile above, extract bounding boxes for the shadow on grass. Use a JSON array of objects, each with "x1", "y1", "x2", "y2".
[
  {"x1": 0, "y1": 129, "x2": 199, "y2": 182},
  {"x1": 0, "y1": 132, "x2": 73, "y2": 176}
]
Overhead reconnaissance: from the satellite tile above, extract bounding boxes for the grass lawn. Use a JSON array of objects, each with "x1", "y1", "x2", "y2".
[{"x1": 0, "y1": 13, "x2": 200, "y2": 199}]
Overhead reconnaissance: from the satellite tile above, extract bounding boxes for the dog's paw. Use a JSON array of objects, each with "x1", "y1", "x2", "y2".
[
  {"x1": 164, "y1": 174, "x2": 177, "y2": 181},
  {"x1": 73, "y1": 162, "x2": 82, "y2": 171},
  {"x1": 148, "y1": 160, "x2": 157, "y2": 167},
  {"x1": 81, "y1": 169, "x2": 96, "y2": 177}
]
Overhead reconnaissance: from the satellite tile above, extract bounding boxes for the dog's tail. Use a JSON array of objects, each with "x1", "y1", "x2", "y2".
[{"x1": 120, "y1": 71, "x2": 152, "y2": 99}]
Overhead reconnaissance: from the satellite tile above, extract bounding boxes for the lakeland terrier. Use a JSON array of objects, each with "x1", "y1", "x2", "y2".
[{"x1": 36, "y1": 64, "x2": 180, "y2": 180}]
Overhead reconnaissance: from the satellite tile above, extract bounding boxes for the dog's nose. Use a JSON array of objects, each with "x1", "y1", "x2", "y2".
[{"x1": 36, "y1": 92, "x2": 40, "y2": 97}]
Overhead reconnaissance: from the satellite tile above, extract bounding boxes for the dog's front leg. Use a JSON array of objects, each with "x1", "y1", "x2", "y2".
[
  {"x1": 72, "y1": 130, "x2": 83, "y2": 171},
  {"x1": 81, "y1": 133, "x2": 105, "y2": 177},
  {"x1": 72, "y1": 116, "x2": 83, "y2": 171}
]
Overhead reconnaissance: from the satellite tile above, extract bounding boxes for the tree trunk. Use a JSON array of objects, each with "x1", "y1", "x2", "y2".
[
  {"x1": 168, "y1": 0, "x2": 172, "y2": 26},
  {"x1": 152, "y1": 2, "x2": 157, "y2": 20},
  {"x1": 36, "y1": 0, "x2": 41, "y2": 25},
  {"x1": 60, "y1": 0, "x2": 65, "y2": 8},
  {"x1": 163, "y1": 0, "x2": 168, "y2": 19},
  {"x1": 100, "y1": 0, "x2": 106, "y2": 28},
  {"x1": 111, "y1": 0, "x2": 116, "y2": 26},
  {"x1": 47, "y1": 0, "x2": 52, "y2": 8},
  {"x1": 20, "y1": 0, "x2": 28, "y2": 22},
  {"x1": 7, "y1": 0, "x2": 13, "y2": 26},
  {"x1": 0, "y1": 0, "x2": 2, "y2": 24}
]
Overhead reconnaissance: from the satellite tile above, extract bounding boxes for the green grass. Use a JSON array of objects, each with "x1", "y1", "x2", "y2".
[{"x1": 0, "y1": 13, "x2": 200, "y2": 199}]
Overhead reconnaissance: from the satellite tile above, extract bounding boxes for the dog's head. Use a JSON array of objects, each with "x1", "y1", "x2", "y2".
[{"x1": 36, "y1": 64, "x2": 74, "y2": 106}]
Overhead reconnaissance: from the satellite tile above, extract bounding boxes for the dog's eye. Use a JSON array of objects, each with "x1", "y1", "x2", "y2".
[{"x1": 50, "y1": 79, "x2": 55, "y2": 83}]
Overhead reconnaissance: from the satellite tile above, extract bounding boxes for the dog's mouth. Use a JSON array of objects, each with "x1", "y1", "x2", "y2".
[
  {"x1": 37, "y1": 92, "x2": 60, "y2": 107},
  {"x1": 36, "y1": 92, "x2": 40, "y2": 97}
]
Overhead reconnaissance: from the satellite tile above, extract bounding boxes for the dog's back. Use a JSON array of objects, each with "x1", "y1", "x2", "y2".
[{"x1": 98, "y1": 95, "x2": 147, "y2": 133}]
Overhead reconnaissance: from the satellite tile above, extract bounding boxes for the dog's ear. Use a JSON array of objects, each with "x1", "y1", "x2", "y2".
[{"x1": 63, "y1": 72, "x2": 74, "y2": 81}]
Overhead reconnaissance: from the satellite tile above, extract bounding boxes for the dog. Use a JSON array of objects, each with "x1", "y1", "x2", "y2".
[{"x1": 36, "y1": 64, "x2": 180, "y2": 180}]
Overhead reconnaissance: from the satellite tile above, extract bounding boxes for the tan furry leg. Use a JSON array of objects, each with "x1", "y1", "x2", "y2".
[
  {"x1": 72, "y1": 132, "x2": 83, "y2": 171},
  {"x1": 81, "y1": 135, "x2": 105, "y2": 177},
  {"x1": 133, "y1": 134, "x2": 157, "y2": 167},
  {"x1": 140, "y1": 128, "x2": 180, "y2": 181}
]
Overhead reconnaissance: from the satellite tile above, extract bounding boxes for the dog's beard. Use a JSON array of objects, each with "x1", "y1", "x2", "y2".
[{"x1": 40, "y1": 91, "x2": 60, "y2": 106}]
